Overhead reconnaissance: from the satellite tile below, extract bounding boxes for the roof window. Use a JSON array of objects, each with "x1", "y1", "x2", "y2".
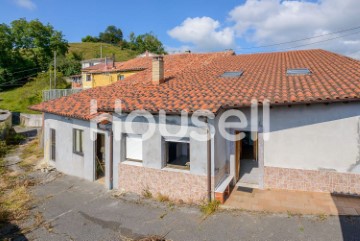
[
  {"x1": 221, "y1": 71, "x2": 243, "y2": 78},
  {"x1": 286, "y1": 68, "x2": 311, "y2": 75}
]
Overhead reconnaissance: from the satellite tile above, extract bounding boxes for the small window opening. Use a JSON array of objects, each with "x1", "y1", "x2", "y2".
[
  {"x1": 286, "y1": 68, "x2": 311, "y2": 75},
  {"x1": 118, "y1": 74, "x2": 125, "y2": 81},
  {"x1": 166, "y1": 141, "x2": 190, "y2": 170},
  {"x1": 221, "y1": 71, "x2": 243, "y2": 78}
]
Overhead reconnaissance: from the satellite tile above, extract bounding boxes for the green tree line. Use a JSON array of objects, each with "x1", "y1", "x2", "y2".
[{"x1": 82, "y1": 25, "x2": 166, "y2": 54}]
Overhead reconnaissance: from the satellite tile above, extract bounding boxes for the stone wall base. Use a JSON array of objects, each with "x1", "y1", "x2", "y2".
[
  {"x1": 264, "y1": 166, "x2": 360, "y2": 195},
  {"x1": 118, "y1": 163, "x2": 208, "y2": 203}
]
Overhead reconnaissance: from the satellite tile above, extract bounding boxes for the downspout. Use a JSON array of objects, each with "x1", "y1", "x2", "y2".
[
  {"x1": 205, "y1": 117, "x2": 212, "y2": 202},
  {"x1": 109, "y1": 129, "x2": 114, "y2": 189}
]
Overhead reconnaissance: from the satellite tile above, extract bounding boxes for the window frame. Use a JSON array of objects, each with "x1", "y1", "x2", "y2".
[
  {"x1": 86, "y1": 74, "x2": 92, "y2": 82},
  {"x1": 125, "y1": 134, "x2": 143, "y2": 162},
  {"x1": 165, "y1": 140, "x2": 190, "y2": 170},
  {"x1": 117, "y1": 74, "x2": 125, "y2": 81},
  {"x1": 73, "y1": 129, "x2": 84, "y2": 156},
  {"x1": 50, "y1": 128, "x2": 56, "y2": 161}
]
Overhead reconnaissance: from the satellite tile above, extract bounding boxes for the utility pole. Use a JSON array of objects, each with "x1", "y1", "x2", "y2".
[
  {"x1": 54, "y1": 51, "x2": 57, "y2": 89},
  {"x1": 100, "y1": 44, "x2": 103, "y2": 58},
  {"x1": 49, "y1": 63, "x2": 52, "y2": 90}
]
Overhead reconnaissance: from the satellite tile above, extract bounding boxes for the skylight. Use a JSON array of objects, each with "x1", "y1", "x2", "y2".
[
  {"x1": 221, "y1": 71, "x2": 243, "y2": 78},
  {"x1": 286, "y1": 68, "x2": 311, "y2": 75}
]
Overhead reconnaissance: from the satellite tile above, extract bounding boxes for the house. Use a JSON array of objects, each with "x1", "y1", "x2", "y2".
[
  {"x1": 68, "y1": 74, "x2": 82, "y2": 89},
  {"x1": 80, "y1": 57, "x2": 148, "y2": 89},
  {"x1": 31, "y1": 49, "x2": 360, "y2": 204}
]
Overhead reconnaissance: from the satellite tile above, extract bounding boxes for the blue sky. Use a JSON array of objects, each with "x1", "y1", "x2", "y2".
[{"x1": 1, "y1": 0, "x2": 360, "y2": 58}]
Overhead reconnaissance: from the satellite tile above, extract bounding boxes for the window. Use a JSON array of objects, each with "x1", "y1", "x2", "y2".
[
  {"x1": 50, "y1": 128, "x2": 56, "y2": 161},
  {"x1": 165, "y1": 141, "x2": 190, "y2": 170},
  {"x1": 73, "y1": 129, "x2": 84, "y2": 155},
  {"x1": 86, "y1": 74, "x2": 92, "y2": 81},
  {"x1": 125, "y1": 134, "x2": 142, "y2": 162},
  {"x1": 221, "y1": 71, "x2": 243, "y2": 78},
  {"x1": 118, "y1": 74, "x2": 125, "y2": 81},
  {"x1": 286, "y1": 68, "x2": 311, "y2": 75}
]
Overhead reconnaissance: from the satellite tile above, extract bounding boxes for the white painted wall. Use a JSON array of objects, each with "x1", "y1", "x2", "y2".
[
  {"x1": 44, "y1": 113, "x2": 111, "y2": 188},
  {"x1": 265, "y1": 102, "x2": 360, "y2": 173}
]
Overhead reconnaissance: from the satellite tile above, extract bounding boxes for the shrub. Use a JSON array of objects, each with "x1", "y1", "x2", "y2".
[{"x1": 0, "y1": 141, "x2": 9, "y2": 158}]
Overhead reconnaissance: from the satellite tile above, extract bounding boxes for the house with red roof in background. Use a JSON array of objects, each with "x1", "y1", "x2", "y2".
[{"x1": 31, "y1": 49, "x2": 360, "y2": 204}]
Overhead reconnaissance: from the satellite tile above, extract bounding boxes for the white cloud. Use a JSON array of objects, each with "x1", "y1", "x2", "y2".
[
  {"x1": 168, "y1": 17, "x2": 235, "y2": 52},
  {"x1": 228, "y1": 0, "x2": 360, "y2": 59},
  {"x1": 14, "y1": 0, "x2": 36, "y2": 10},
  {"x1": 168, "y1": 0, "x2": 360, "y2": 58}
]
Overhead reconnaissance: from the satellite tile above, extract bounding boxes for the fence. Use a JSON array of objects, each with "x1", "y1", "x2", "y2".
[{"x1": 42, "y1": 89, "x2": 82, "y2": 102}]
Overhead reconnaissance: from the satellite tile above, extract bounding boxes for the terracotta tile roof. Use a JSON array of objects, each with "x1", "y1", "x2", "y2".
[{"x1": 31, "y1": 49, "x2": 360, "y2": 120}]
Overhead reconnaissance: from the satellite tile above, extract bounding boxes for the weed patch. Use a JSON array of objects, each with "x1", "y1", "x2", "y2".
[
  {"x1": 156, "y1": 193, "x2": 170, "y2": 203},
  {"x1": 200, "y1": 200, "x2": 220, "y2": 216}
]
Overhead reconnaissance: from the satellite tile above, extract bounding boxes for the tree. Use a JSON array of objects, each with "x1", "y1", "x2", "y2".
[
  {"x1": 82, "y1": 35, "x2": 99, "y2": 43},
  {"x1": 0, "y1": 18, "x2": 68, "y2": 86},
  {"x1": 57, "y1": 53, "x2": 82, "y2": 77},
  {"x1": 127, "y1": 32, "x2": 166, "y2": 54},
  {"x1": 99, "y1": 25, "x2": 123, "y2": 44}
]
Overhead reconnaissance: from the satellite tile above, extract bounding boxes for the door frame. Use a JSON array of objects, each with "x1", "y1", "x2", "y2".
[{"x1": 232, "y1": 130, "x2": 264, "y2": 187}]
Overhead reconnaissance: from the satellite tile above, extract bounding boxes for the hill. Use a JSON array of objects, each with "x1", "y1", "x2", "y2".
[
  {"x1": 0, "y1": 72, "x2": 69, "y2": 113},
  {"x1": 68, "y1": 42, "x2": 138, "y2": 61}
]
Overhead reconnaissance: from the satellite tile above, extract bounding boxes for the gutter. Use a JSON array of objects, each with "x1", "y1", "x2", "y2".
[{"x1": 205, "y1": 117, "x2": 212, "y2": 202}]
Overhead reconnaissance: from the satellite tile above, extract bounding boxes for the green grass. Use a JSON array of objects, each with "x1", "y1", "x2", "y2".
[
  {"x1": 0, "y1": 72, "x2": 69, "y2": 113},
  {"x1": 69, "y1": 42, "x2": 138, "y2": 61}
]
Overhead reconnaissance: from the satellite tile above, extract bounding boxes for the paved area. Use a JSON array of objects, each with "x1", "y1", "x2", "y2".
[
  {"x1": 18, "y1": 173, "x2": 360, "y2": 241},
  {"x1": 225, "y1": 186, "x2": 360, "y2": 216}
]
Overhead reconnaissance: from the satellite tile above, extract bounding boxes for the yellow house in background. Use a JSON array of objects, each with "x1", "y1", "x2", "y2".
[
  {"x1": 79, "y1": 57, "x2": 148, "y2": 89},
  {"x1": 82, "y1": 70, "x2": 139, "y2": 89}
]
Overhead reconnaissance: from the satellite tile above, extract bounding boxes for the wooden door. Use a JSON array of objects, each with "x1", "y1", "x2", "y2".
[{"x1": 235, "y1": 132, "x2": 242, "y2": 181}]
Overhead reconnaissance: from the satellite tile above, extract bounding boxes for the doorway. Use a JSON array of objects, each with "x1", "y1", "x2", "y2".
[
  {"x1": 95, "y1": 133, "x2": 106, "y2": 183},
  {"x1": 235, "y1": 131, "x2": 260, "y2": 186}
]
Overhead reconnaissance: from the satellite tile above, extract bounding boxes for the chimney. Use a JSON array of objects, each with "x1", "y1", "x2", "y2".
[
  {"x1": 152, "y1": 56, "x2": 164, "y2": 85},
  {"x1": 112, "y1": 53, "x2": 115, "y2": 68}
]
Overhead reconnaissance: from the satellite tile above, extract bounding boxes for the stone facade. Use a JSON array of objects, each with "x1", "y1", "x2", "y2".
[
  {"x1": 264, "y1": 166, "x2": 360, "y2": 195},
  {"x1": 118, "y1": 163, "x2": 208, "y2": 203}
]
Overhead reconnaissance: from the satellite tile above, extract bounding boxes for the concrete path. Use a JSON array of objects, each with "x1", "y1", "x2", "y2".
[
  {"x1": 24, "y1": 173, "x2": 360, "y2": 241},
  {"x1": 225, "y1": 186, "x2": 360, "y2": 216}
]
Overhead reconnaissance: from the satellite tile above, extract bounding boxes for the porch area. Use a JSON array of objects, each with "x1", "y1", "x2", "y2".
[{"x1": 223, "y1": 187, "x2": 360, "y2": 216}]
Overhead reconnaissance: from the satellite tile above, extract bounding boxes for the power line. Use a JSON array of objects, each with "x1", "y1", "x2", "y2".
[
  {"x1": 0, "y1": 72, "x2": 40, "y2": 87},
  {"x1": 273, "y1": 30, "x2": 360, "y2": 52},
  {"x1": 238, "y1": 25, "x2": 360, "y2": 50},
  {"x1": 7, "y1": 67, "x2": 42, "y2": 75}
]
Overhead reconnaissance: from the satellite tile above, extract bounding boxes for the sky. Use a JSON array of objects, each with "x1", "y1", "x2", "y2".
[{"x1": 1, "y1": 0, "x2": 360, "y2": 59}]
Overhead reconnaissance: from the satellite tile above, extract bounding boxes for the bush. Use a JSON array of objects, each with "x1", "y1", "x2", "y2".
[
  {"x1": 0, "y1": 141, "x2": 9, "y2": 158},
  {"x1": 6, "y1": 131, "x2": 25, "y2": 145}
]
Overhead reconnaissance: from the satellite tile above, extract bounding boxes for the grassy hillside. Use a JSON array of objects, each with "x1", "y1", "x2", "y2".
[
  {"x1": 69, "y1": 42, "x2": 138, "y2": 61},
  {"x1": 0, "y1": 72, "x2": 69, "y2": 113}
]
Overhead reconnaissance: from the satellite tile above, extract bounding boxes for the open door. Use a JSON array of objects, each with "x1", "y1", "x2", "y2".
[
  {"x1": 235, "y1": 132, "x2": 242, "y2": 182},
  {"x1": 95, "y1": 133, "x2": 106, "y2": 183}
]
